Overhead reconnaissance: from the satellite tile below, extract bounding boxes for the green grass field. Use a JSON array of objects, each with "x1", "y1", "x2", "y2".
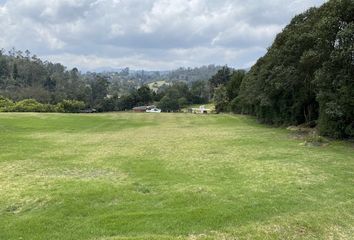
[{"x1": 0, "y1": 113, "x2": 353, "y2": 240}]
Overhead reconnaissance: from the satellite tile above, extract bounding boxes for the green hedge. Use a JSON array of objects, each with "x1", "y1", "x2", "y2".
[
  {"x1": 0, "y1": 96, "x2": 15, "y2": 112},
  {"x1": 0, "y1": 96, "x2": 86, "y2": 113},
  {"x1": 10, "y1": 99, "x2": 52, "y2": 112},
  {"x1": 57, "y1": 100, "x2": 85, "y2": 113}
]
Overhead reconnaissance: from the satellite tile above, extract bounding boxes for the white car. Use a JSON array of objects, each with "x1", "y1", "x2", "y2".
[{"x1": 146, "y1": 108, "x2": 161, "y2": 113}]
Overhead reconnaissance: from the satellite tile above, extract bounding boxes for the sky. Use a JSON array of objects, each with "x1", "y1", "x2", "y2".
[{"x1": 0, "y1": 0, "x2": 324, "y2": 71}]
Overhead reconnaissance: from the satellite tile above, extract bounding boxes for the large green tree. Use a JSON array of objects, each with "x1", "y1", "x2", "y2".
[
  {"x1": 209, "y1": 66, "x2": 231, "y2": 96},
  {"x1": 233, "y1": 0, "x2": 354, "y2": 138}
]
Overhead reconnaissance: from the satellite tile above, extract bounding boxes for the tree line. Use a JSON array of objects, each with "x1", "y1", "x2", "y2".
[
  {"x1": 97, "y1": 80, "x2": 210, "y2": 112},
  {"x1": 0, "y1": 48, "x2": 112, "y2": 110},
  {"x1": 209, "y1": 0, "x2": 353, "y2": 139},
  {"x1": 0, "y1": 49, "x2": 212, "y2": 112},
  {"x1": 85, "y1": 65, "x2": 222, "y2": 98}
]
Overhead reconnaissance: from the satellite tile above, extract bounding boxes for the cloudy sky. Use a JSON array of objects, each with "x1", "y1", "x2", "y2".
[{"x1": 0, "y1": 0, "x2": 324, "y2": 71}]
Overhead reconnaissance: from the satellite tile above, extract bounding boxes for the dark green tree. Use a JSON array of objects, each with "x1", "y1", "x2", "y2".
[
  {"x1": 220, "y1": 0, "x2": 353, "y2": 138},
  {"x1": 90, "y1": 76, "x2": 109, "y2": 109},
  {"x1": 190, "y1": 80, "x2": 210, "y2": 104},
  {"x1": 12, "y1": 63, "x2": 19, "y2": 80},
  {"x1": 136, "y1": 85, "x2": 153, "y2": 105},
  {"x1": 158, "y1": 96, "x2": 179, "y2": 112},
  {"x1": 214, "y1": 86, "x2": 229, "y2": 113},
  {"x1": 209, "y1": 66, "x2": 231, "y2": 95}
]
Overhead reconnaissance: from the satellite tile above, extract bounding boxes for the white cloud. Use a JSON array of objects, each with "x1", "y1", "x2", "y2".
[
  {"x1": 0, "y1": 0, "x2": 324, "y2": 71},
  {"x1": 211, "y1": 23, "x2": 284, "y2": 48}
]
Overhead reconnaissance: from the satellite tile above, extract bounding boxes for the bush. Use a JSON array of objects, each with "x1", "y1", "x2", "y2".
[
  {"x1": 0, "y1": 96, "x2": 14, "y2": 112},
  {"x1": 303, "y1": 132, "x2": 329, "y2": 147},
  {"x1": 0, "y1": 97, "x2": 86, "y2": 113},
  {"x1": 57, "y1": 100, "x2": 85, "y2": 113},
  {"x1": 10, "y1": 99, "x2": 48, "y2": 112},
  {"x1": 177, "y1": 97, "x2": 188, "y2": 108},
  {"x1": 158, "y1": 96, "x2": 179, "y2": 112},
  {"x1": 43, "y1": 104, "x2": 59, "y2": 112}
]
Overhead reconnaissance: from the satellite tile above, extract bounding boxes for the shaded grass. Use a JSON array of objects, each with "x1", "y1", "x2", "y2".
[{"x1": 0, "y1": 112, "x2": 353, "y2": 239}]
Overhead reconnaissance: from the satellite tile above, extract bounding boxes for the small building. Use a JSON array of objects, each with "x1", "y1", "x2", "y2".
[{"x1": 190, "y1": 105, "x2": 211, "y2": 114}]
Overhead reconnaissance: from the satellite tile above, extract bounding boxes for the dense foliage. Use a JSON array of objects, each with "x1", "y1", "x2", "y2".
[
  {"x1": 209, "y1": 67, "x2": 246, "y2": 113},
  {"x1": 98, "y1": 81, "x2": 210, "y2": 112},
  {"x1": 0, "y1": 49, "x2": 213, "y2": 113},
  {"x1": 0, "y1": 49, "x2": 109, "y2": 111},
  {"x1": 57, "y1": 100, "x2": 86, "y2": 113},
  {"x1": 0, "y1": 96, "x2": 85, "y2": 113},
  {"x1": 85, "y1": 65, "x2": 222, "y2": 97},
  {"x1": 211, "y1": 0, "x2": 354, "y2": 139}
]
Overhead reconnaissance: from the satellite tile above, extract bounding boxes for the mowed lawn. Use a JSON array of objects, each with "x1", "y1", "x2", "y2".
[{"x1": 0, "y1": 113, "x2": 353, "y2": 240}]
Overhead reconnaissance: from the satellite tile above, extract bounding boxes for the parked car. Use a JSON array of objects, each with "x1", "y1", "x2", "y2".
[{"x1": 146, "y1": 108, "x2": 161, "y2": 113}]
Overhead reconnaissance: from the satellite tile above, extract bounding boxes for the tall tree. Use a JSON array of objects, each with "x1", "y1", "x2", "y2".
[
  {"x1": 209, "y1": 66, "x2": 231, "y2": 95},
  {"x1": 234, "y1": 0, "x2": 354, "y2": 138}
]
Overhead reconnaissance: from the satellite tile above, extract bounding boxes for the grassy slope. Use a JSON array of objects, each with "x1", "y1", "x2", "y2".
[
  {"x1": 0, "y1": 113, "x2": 353, "y2": 240},
  {"x1": 147, "y1": 81, "x2": 170, "y2": 92}
]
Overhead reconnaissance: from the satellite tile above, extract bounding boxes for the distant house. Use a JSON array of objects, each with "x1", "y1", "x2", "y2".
[{"x1": 189, "y1": 105, "x2": 211, "y2": 114}]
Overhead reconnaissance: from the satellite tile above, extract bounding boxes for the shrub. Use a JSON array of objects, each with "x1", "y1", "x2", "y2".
[
  {"x1": 57, "y1": 100, "x2": 85, "y2": 113},
  {"x1": 43, "y1": 104, "x2": 59, "y2": 112},
  {"x1": 158, "y1": 96, "x2": 179, "y2": 112},
  {"x1": 0, "y1": 96, "x2": 14, "y2": 112},
  {"x1": 303, "y1": 132, "x2": 329, "y2": 147},
  {"x1": 177, "y1": 97, "x2": 188, "y2": 108},
  {"x1": 10, "y1": 99, "x2": 47, "y2": 112}
]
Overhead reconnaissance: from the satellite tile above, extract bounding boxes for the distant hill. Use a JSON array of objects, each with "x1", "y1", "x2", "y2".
[
  {"x1": 89, "y1": 65, "x2": 225, "y2": 95},
  {"x1": 147, "y1": 80, "x2": 171, "y2": 92}
]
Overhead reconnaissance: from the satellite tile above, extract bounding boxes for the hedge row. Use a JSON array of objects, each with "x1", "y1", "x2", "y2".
[{"x1": 0, "y1": 97, "x2": 85, "y2": 113}]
